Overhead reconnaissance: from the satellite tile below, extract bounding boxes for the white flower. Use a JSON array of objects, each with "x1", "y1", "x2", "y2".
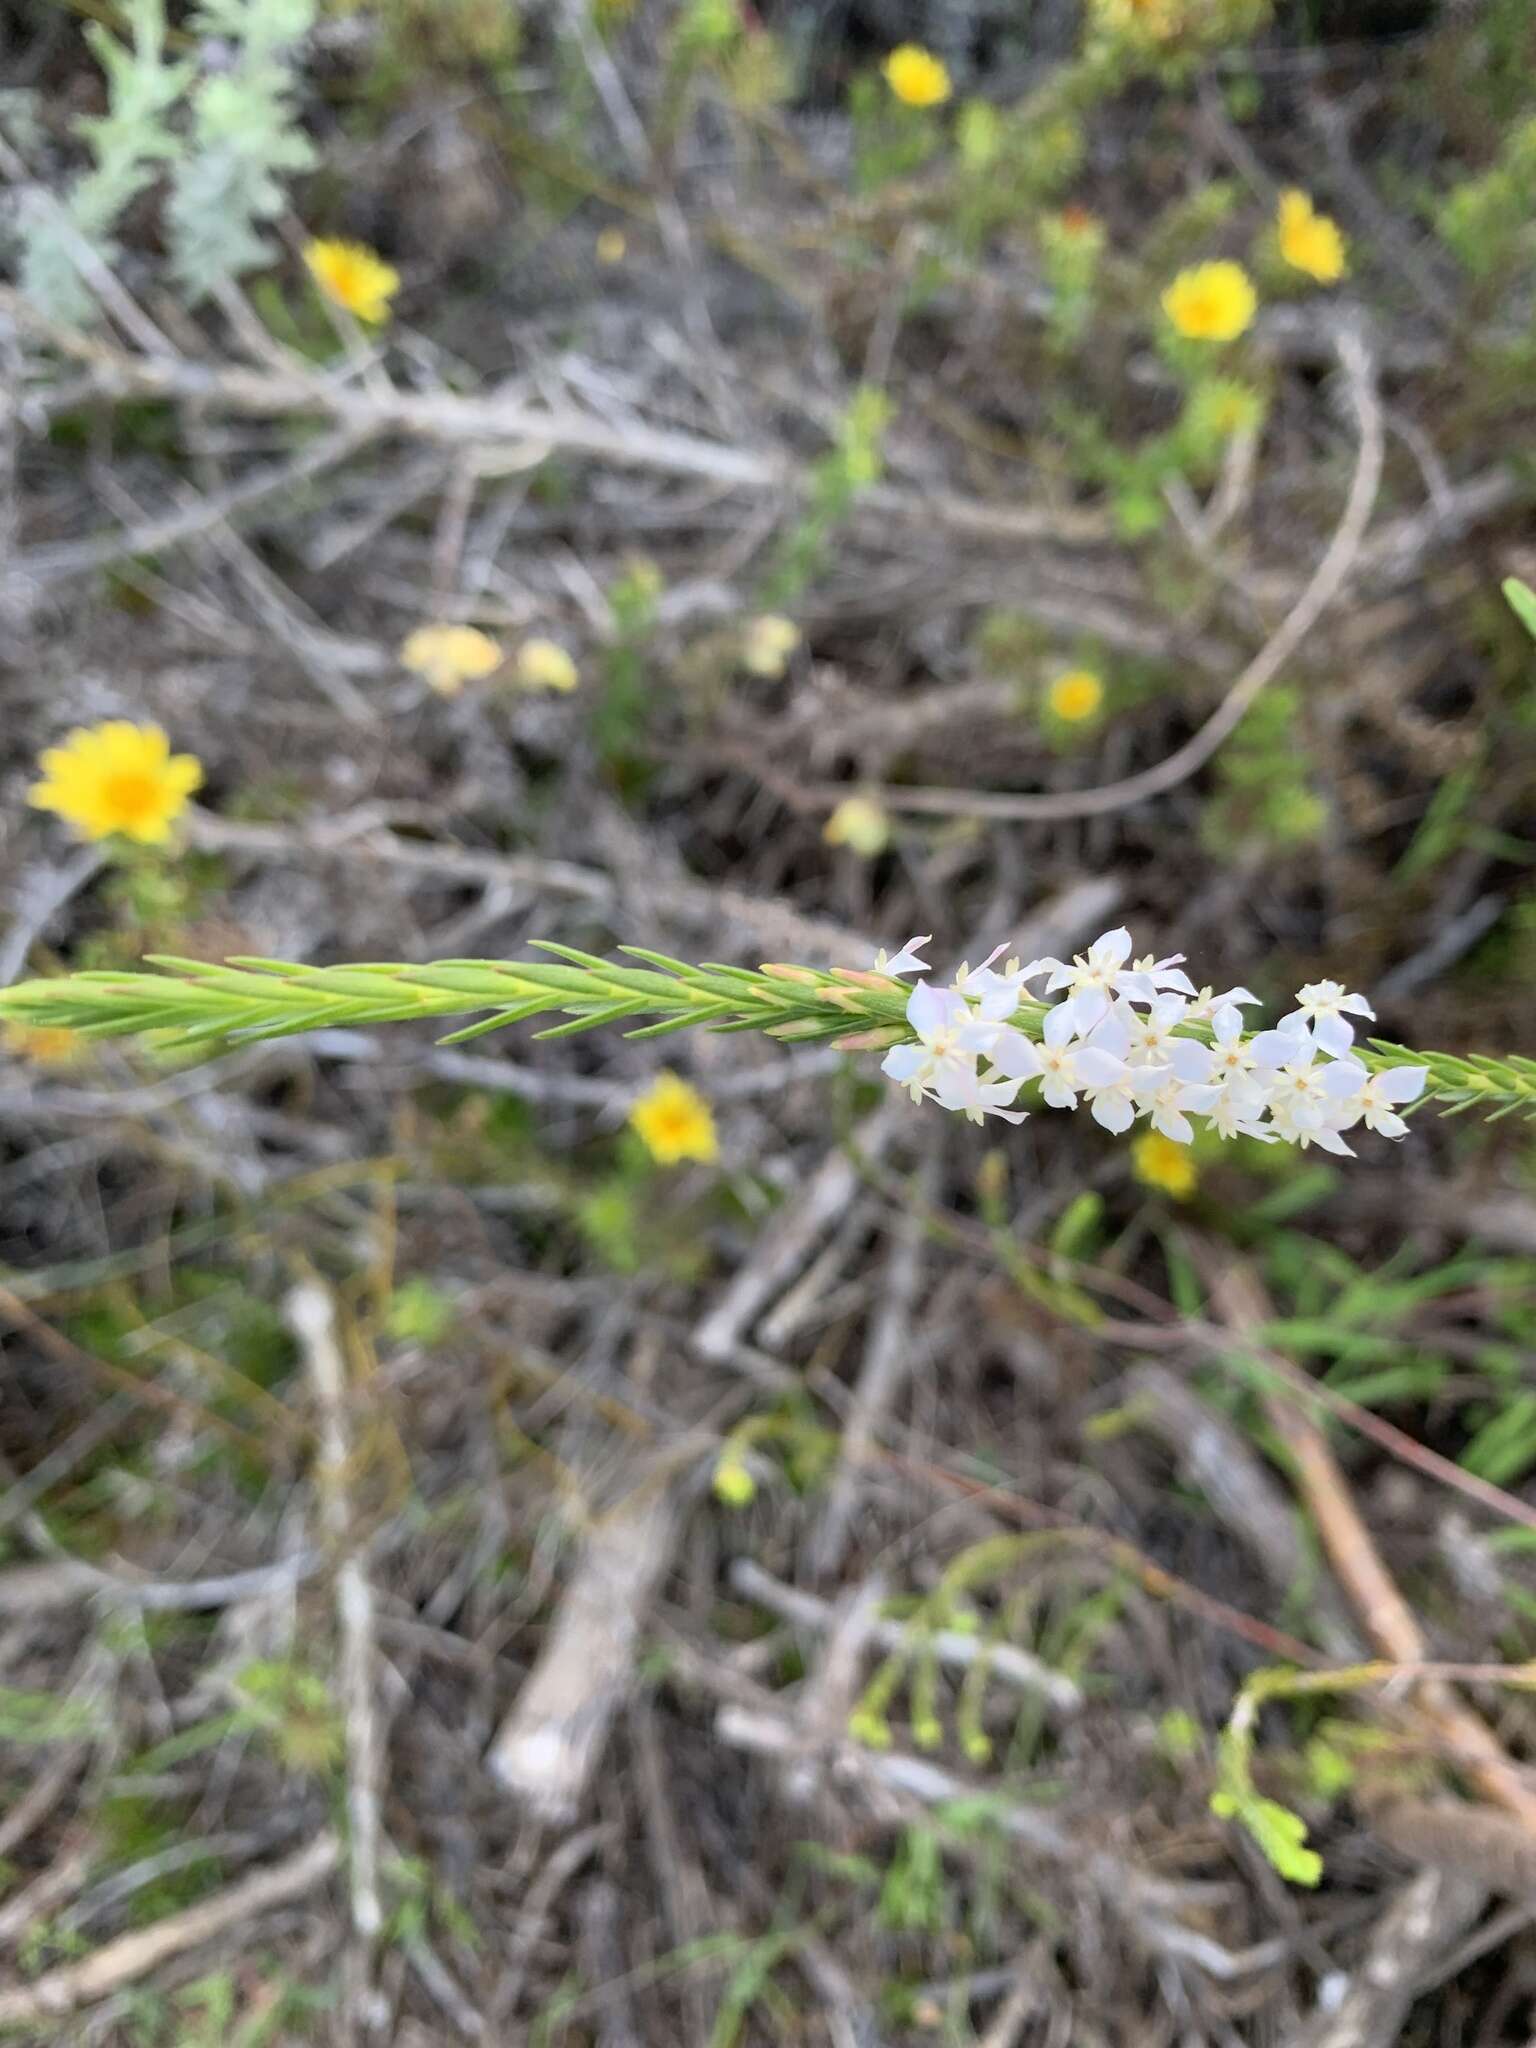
[
  {"x1": 1262, "y1": 1041, "x2": 1359, "y2": 1138},
  {"x1": 1325, "y1": 1060, "x2": 1427, "y2": 1140},
  {"x1": 955, "y1": 943, "x2": 1052, "y2": 1020},
  {"x1": 1039, "y1": 926, "x2": 1138, "y2": 1032},
  {"x1": 861, "y1": 924, "x2": 1413, "y2": 1163},
  {"x1": 1074, "y1": 1044, "x2": 1168, "y2": 1134},
  {"x1": 1115, "y1": 993, "x2": 1196, "y2": 1068},
  {"x1": 1034, "y1": 1005, "x2": 1085, "y2": 1110},
  {"x1": 876, "y1": 935, "x2": 933, "y2": 978},
  {"x1": 985, "y1": 1026, "x2": 1046, "y2": 1083},
  {"x1": 1146, "y1": 1073, "x2": 1223, "y2": 1145},
  {"x1": 1280, "y1": 980, "x2": 1377, "y2": 1058},
  {"x1": 1126, "y1": 951, "x2": 1198, "y2": 1000},
  {"x1": 928, "y1": 1061, "x2": 1030, "y2": 1126},
  {"x1": 1089, "y1": 997, "x2": 1213, "y2": 1080},
  {"x1": 1185, "y1": 984, "x2": 1260, "y2": 1022},
  {"x1": 881, "y1": 981, "x2": 993, "y2": 1102},
  {"x1": 1205, "y1": 1076, "x2": 1278, "y2": 1142},
  {"x1": 1249, "y1": 1017, "x2": 1315, "y2": 1072},
  {"x1": 1268, "y1": 1096, "x2": 1356, "y2": 1155},
  {"x1": 1207, "y1": 1003, "x2": 1262, "y2": 1083}
]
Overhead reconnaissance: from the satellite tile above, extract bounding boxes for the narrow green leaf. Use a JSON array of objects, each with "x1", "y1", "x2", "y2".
[{"x1": 1503, "y1": 576, "x2": 1536, "y2": 641}]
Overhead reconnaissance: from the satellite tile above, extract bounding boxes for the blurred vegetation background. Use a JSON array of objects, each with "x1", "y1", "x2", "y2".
[{"x1": 1, "y1": 0, "x2": 1535, "y2": 2040}]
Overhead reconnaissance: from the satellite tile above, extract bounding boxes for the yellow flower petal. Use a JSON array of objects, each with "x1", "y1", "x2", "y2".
[
  {"x1": 400, "y1": 623, "x2": 504, "y2": 697},
  {"x1": 514, "y1": 639, "x2": 580, "y2": 693},
  {"x1": 303, "y1": 238, "x2": 401, "y2": 325},
  {"x1": 629, "y1": 1072, "x2": 717, "y2": 1165},
  {"x1": 1277, "y1": 190, "x2": 1347, "y2": 285},
  {"x1": 740, "y1": 615, "x2": 800, "y2": 679},
  {"x1": 823, "y1": 795, "x2": 891, "y2": 856},
  {"x1": 882, "y1": 44, "x2": 951, "y2": 109},
  {"x1": 1161, "y1": 261, "x2": 1257, "y2": 343},
  {"x1": 28, "y1": 721, "x2": 203, "y2": 845}
]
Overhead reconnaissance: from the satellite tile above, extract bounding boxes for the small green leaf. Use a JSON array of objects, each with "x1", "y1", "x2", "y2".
[
  {"x1": 1211, "y1": 1788, "x2": 1322, "y2": 1886},
  {"x1": 1503, "y1": 577, "x2": 1536, "y2": 641}
]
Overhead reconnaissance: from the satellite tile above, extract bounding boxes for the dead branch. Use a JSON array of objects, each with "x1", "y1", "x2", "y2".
[
  {"x1": 693, "y1": 1108, "x2": 899, "y2": 1365},
  {"x1": 809, "y1": 1162, "x2": 935, "y2": 1578},
  {"x1": 1286, "y1": 1867, "x2": 1485, "y2": 2048},
  {"x1": 0, "y1": 1832, "x2": 339, "y2": 2027},
  {"x1": 287, "y1": 1279, "x2": 385, "y2": 1984},
  {"x1": 485, "y1": 1474, "x2": 682, "y2": 1822}
]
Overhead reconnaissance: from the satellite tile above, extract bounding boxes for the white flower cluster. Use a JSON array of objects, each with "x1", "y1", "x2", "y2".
[{"x1": 873, "y1": 928, "x2": 1427, "y2": 1154}]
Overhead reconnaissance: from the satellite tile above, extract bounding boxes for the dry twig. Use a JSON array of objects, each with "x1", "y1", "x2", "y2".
[
  {"x1": 1286, "y1": 1867, "x2": 1485, "y2": 2048},
  {"x1": 0, "y1": 1833, "x2": 339, "y2": 2027},
  {"x1": 729, "y1": 1558, "x2": 1080, "y2": 1711},
  {"x1": 485, "y1": 1473, "x2": 682, "y2": 1821},
  {"x1": 287, "y1": 1278, "x2": 385, "y2": 2030}
]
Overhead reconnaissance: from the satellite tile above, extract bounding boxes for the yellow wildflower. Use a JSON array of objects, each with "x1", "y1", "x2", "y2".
[
  {"x1": 1162, "y1": 261, "x2": 1257, "y2": 343},
  {"x1": 712, "y1": 1458, "x2": 756, "y2": 1507},
  {"x1": 1276, "y1": 190, "x2": 1347, "y2": 285},
  {"x1": 302, "y1": 238, "x2": 400, "y2": 324},
  {"x1": 1046, "y1": 669, "x2": 1104, "y2": 724},
  {"x1": 629, "y1": 1071, "x2": 718, "y2": 1166},
  {"x1": 1132, "y1": 1131, "x2": 1199, "y2": 1200},
  {"x1": 28, "y1": 722, "x2": 202, "y2": 845},
  {"x1": 596, "y1": 227, "x2": 627, "y2": 265},
  {"x1": 882, "y1": 44, "x2": 951, "y2": 109},
  {"x1": 741, "y1": 614, "x2": 800, "y2": 679},
  {"x1": 399, "y1": 623, "x2": 503, "y2": 697},
  {"x1": 823, "y1": 795, "x2": 891, "y2": 857},
  {"x1": 3, "y1": 1022, "x2": 83, "y2": 1068},
  {"x1": 515, "y1": 639, "x2": 580, "y2": 693}
]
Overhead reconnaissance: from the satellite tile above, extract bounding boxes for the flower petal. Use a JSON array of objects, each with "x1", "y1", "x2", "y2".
[
  {"x1": 1377, "y1": 1065, "x2": 1427, "y2": 1103},
  {"x1": 1312, "y1": 1011, "x2": 1356, "y2": 1057}
]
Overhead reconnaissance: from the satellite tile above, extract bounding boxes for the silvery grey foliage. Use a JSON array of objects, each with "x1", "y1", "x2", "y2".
[
  {"x1": 165, "y1": 0, "x2": 318, "y2": 301},
  {"x1": 11, "y1": 0, "x2": 316, "y2": 322}
]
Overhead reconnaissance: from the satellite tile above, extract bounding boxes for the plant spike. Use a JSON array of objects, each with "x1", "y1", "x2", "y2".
[{"x1": 1, "y1": 944, "x2": 1530, "y2": 1128}]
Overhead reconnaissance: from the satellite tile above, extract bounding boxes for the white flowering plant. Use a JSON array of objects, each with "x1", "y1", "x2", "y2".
[{"x1": 1, "y1": 925, "x2": 1529, "y2": 1147}]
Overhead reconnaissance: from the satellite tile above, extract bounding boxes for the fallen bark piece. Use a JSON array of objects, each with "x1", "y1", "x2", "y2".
[
  {"x1": 486, "y1": 1479, "x2": 680, "y2": 1821},
  {"x1": 0, "y1": 1832, "x2": 339, "y2": 2027}
]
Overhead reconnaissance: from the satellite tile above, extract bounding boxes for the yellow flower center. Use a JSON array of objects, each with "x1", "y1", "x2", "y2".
[
  {"x1": 1162, "y1": 262, "x2": 1257, "y2": 344},
  {"x1": 629, "y1": 1073, "x2": 717, "y2": 1164},
  {"x1": 1048, "y1": 670, "x2": 1104, "y2": 723},
  {"x1": 101, "y1": 770, "x2": 163, "y2": 829}
]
